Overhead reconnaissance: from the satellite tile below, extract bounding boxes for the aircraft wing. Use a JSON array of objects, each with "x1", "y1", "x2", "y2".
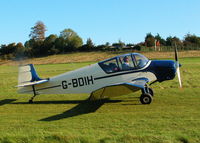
[{"x1": 90, "y1": 78, "x2": 149, "y2": 100}]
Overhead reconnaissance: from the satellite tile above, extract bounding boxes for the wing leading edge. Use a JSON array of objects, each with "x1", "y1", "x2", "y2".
[{"x1": 89, "y1": 78, "x2": 149, "y2": 100}]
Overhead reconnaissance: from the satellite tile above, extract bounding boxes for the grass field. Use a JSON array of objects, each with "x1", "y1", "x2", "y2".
[{"x1": 0, "y1": 56, "x2": 200, "y2": 143}]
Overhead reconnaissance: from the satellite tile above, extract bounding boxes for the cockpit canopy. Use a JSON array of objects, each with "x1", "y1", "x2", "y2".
[{"x1": 98, "y1": 53, "x2": 149, "y2": 74}]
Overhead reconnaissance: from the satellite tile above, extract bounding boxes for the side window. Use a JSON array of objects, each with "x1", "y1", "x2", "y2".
[
  {"x1": 99, "y1": 58, "x2": 120, "y2": 73},
  {"x1": 119, "y1": 55, "x2": 135, "y2": 71}
]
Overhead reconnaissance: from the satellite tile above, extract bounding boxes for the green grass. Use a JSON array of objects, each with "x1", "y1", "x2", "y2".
[{"x1": 0, "y1": 57, "x2": 200, "y2": 143}]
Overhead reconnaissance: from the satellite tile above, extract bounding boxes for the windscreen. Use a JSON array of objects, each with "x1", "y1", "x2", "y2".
[{"x1": 133, "y1": 53, "x2": 149, "y2": 68}]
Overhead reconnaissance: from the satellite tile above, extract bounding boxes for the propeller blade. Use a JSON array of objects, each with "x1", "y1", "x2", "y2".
[
  {"x1": 175, "y1": 46, "x2": 178, "y2": 62},
  {"x1": 174, "y1": 45, "x2": 182, "y2": 88},
  {"x1": 177, "y1": 66, "x2": 182, "y2": 88}
]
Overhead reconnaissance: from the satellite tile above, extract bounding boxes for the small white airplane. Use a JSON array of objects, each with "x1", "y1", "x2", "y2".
[{"x1": 17, "y1": 48, "x2": 182, "y2": 104}]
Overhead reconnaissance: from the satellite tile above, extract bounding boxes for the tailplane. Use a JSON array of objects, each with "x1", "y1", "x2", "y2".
[{"x1": 17, "y1": 64, "x2": 49, "y2": 87}]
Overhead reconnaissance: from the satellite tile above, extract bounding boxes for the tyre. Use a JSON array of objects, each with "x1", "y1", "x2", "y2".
[
  {"x1": 148, "y1": 88, "x2": 154, "y2": 96},
  {"x1": 145, "y1": 87, "x2": 154, "y2": 96},
  {"x1": 140, "y1": 93, "x2": 153, "y2": 104}
]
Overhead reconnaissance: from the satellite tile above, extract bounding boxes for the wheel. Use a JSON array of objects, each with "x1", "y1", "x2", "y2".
[
  {"x1": 140, "y1": 93, "x2": 153, "y2": 104},
  {"x1": 28, "y1": 100, "x2": 33, "y2": 103},
  {"x1": 148, "y1": 88, "x2": 154, "y2": 96}
]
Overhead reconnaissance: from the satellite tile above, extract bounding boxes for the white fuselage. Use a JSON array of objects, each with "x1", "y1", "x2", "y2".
[{"x1": 19, "y1": 61, "x2": 157, "y2": 95}]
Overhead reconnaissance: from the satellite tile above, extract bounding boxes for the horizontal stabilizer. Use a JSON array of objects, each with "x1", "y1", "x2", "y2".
[
  {"x1": 17, "y1": 79, "x2": 49, "y2": 87},
  {"x1": 17, "y1": 64, "x2": 49, "y2": 87}
]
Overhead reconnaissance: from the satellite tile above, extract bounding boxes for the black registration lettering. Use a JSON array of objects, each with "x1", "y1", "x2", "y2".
[
  {"x1": 87, "y1": 76, "x2": 94, "y2": 85},
  {"x1": 78, "y1": 78, "x2": 84, "y2": 86},
  {"x1": 62, "y1": 76, "x2": 94, "y2": 89},
  {"x1": 84, "y1": 77, "x2": 88, "y2": 85},
  {"x1": 62, "y1": 81, "x2": 68, "y2": 89}
]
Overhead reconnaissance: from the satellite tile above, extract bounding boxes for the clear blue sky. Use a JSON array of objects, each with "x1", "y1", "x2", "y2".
[{"x1": 0, "y1": 0, "x2": 200, "y2": 45}]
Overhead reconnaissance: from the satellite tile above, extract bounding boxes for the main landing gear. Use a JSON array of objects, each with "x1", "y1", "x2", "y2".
[{"x1": 140, "y1": 86, "x2": 154, "y2": 104}]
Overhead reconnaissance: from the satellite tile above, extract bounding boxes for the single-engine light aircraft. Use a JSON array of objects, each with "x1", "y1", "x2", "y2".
[{"x1": 17, "y1": 49, "x2": 182, "y2": 104}]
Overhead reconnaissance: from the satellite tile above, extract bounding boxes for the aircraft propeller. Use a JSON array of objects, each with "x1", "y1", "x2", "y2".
[{"x1": 175, "y1": 46, "x2": 182, "y2": 88}]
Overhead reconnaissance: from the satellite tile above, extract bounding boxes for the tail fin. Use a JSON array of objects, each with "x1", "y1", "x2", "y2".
[{"x1": 18, "y1": 64, "x2": 49, "y2": 87}]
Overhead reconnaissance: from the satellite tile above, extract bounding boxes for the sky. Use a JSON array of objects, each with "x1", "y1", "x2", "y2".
[{"x1": 0, "y1": 0, "x2": 200, "y2": 45}]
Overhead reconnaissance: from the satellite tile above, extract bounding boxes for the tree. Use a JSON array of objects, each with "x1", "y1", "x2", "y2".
[
  {"x1": 0, "y1": 44, "x2": 7, "y2": 56},
  {"x1": 24, "y1": 38, "x2": 43, "y2": 57},
  {"x1": 112, "y1": 40, "x2": 125, "y2": 50},
  {"x1": 145, "y1": 33, "x2": 155, "y2": 47},
  {"x1": 15, "y1": 42, "x2": 26, "y2": 58},
  {"x1": 27, "y1": 21, "x2": 47, "y2": 56},
  {"x1": 105, "y1": 42, "x2": 110, "y2": 47},
  {"x1": 29, "y1": 21, "x2": 47, "y2": 42},
  {"x1": 155, "y1": 34, "x2": 166, "y2": 46},
  {"x1": 43, "y1": 34, "x2": 58, "y2": 55},
  {"x1": 95, "y1": 42, "x2": 110, "y2": 51},
  {"x1": 0, "y1": 43, "x2": 16, "y2": 55},
  {"x1": 0, "y1": 43, "x2": 25, "y2": 59},
  {"x1": 24, "y1": 39, "x2": 36, "y2": 57},
  {"x1": 55, "y1": 37, "x2": 65, "y2": 53},
  {"x1": 166, "y1": 36, "x2": 182, "y2": 46},
  {"x1": 166, "y1": 36, "x2": 172, "y2": 46},
  {"x1": 183, "y1": 34, "x2": 200, "y2": 48},
  {"x1": 60, "y1": 28, "x2": 76, "y2": 40},
  {"x1": 79, "y1": 38, "x2": 95, "y2": 51},
  {"x1": 59, "y1": 28, "x2": 83, "y2": 52}
]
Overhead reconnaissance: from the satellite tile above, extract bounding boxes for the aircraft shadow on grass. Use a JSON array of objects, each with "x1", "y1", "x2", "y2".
[
  {"x1": 0, "y1": 99, "x2": 17, "y2": 106},
  {"x1": 13, "y1": 100, "x2": 86, "y2": 104},
  {"x1": 39, "y1": 99, "x2": 123, "y2": 121},
  {"x1": 11, "y1": 97, "x2": 140, "y2": 121}
]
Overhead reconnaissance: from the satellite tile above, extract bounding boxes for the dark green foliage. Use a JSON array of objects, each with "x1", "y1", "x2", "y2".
[
  {"x1": 0, "y1": 43, "x2": 26, "y2": 60},
  {"x1": 184, "y1": 34, "x2": 200, "y2": 49},
  {"x1": 95, "y1": 44, "x2": 109, "y2": 51},
  {"x1": 24, "y1": 39, "x2": 43, "y2": 57},
  {"x1": 14, "y1": 42, "x2": 26, "y2": 59},
  {"x1": 0, "y1": 43, "x2": 16, "y2": 55},
  {"x1": 59, "y1": 28, "x2": 83, "y2": 52},
  {"x1": 133, "y1": 45, "x2": 142, "y2": 51},
  {"x1": 112, "y1": 40, "x2": 125, "y2": 50},
  {"x1": 43, "y1": 34, "x2": 59, "y2": 55},
  {"x1": 145, "y1": 33, "x2": 155, "y2": 47},
  {"x1": 79, "y1": 38, "x2": 95, "y2": 51},
  {"x1": 155, "y1": 33, "x2": 166, "y2": 45},
  {"x1": 166, "y1": 36, "x2": 182, "y2": 46},
  {"x1": 55, "y1": 37, "x2": 65, "y2": 53}
]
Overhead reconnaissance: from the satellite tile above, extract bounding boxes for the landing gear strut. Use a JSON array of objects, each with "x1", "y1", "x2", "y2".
[
  {"x1": 145, "y1": 87, "x2": 154, "y2": 96},
  {"x1": 140, "y1": 85, "x2": 154, "y2": 104},
  {"x1": 29, "y1": 85, "x2": 38, "y2": 103}
]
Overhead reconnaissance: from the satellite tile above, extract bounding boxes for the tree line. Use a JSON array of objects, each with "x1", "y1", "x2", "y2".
[
  {"x1": 1, "y1": 21, "x2": 200, "y2": 60},
  {"x1": 144, "y1": 33, "x2": 200, "y2": 50}
]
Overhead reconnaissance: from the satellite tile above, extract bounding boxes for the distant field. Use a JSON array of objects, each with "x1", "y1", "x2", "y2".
[
  {"x1": 0, "y1": 56, "x2": 200, "y2": 143},
  {"x1": 1, "y1": 50, "x2": 200, "y2": 65}
]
